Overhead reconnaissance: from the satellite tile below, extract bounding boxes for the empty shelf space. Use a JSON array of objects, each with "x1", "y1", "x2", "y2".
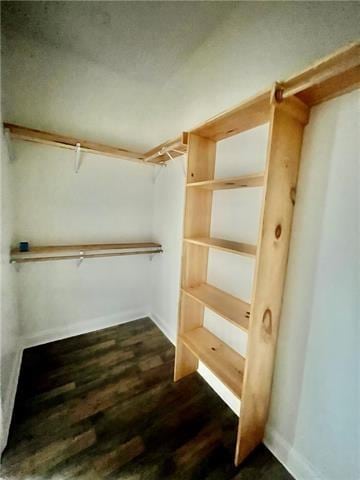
[
  {"x1": 184, "y1": 237, "x2": 256, "y2": 257},
  {"x1": 180, "y1": 327, "x2": 245, "y2": 398},
  {"x1": 187, "y1": 173, "x2": 264, "y2": 190},
  {"x1": 182, "y1": 283, "x2": 250, "y2": 332}
]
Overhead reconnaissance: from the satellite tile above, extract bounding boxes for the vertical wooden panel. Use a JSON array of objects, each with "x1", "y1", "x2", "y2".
[
  {"x1": 174, "y1": 134, "x2": 216, "y2": 382},
  {"x1": 181, "y1": 243, "x2": 209, "y2": 288},
  {"x1": 187, "y1": 134, "x2": 216, "y2": 183},
  {"x1": 235, "y1": 96, "x2": 310, "y2": 465},
  {"x1": 183, "y1": 189, "x2": 213, "y2": 238},
  {"x1": 178, "y1": 294, "x2": 205, "y2": 335}
]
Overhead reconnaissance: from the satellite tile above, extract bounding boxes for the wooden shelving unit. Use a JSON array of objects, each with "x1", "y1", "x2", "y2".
[
  {"x1": 5, "y1": 41, "x2": 359, "y2": 466},
  {"x1": 186, "y1": 173, "x2": 264, "y2": 190},
  {"x1": 174, "y1": 42, "x2": 359, "y2": 467},
  {"x1": 3, "y1": 123, "x2": 146, "y2": 163},
  {"x1": 10, "y1": 242, "x2": 162, "y2": 263},
  {"x1": 184, "y1": 237, "x2": 256, "y2": 258},
  {"x1": 180, "y1": 327, "x2": 245, "y2": 398},
  {"x1": 143, "y1": 133, "x2": 188, "y2": 164},
  {"x1": 182, "y1": 283, "x2": 250, "y2": 332}
]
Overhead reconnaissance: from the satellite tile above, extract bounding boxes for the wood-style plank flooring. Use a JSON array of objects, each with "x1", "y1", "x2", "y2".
[{"x1": 2, "y1": 318, "x2": 293, "y2": 479}]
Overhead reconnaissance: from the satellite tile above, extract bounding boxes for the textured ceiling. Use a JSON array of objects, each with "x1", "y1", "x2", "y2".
[
  {"x1": 2, "y1": 1, "x2": 237, "y2": 150},
  {"x1": 2, "y1": 1, "x2": 236, "y2": 86},
  {"x1": 3, "y1": 2, "x2": 358, "y2": 152}
]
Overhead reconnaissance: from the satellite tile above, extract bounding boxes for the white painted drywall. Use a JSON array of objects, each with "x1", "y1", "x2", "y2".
[
  {"x1": 0, "y1": 129, "x2": 22, "y2": 451},
  {"x1": 150, "y1": 160, "x2": 185, "y2": 343},
  {"x1": 266, "y1": 91, "x2": 359, "y2": 480},
  {"x1": 151, "y1": 91, "x2": 359, "y2": 479},
  {"x1": 157, "y1": 2, "x2": 360, "y2": 143},
  {"x1": 11, "y1": 141, "x2": 155, "y2": 345}
]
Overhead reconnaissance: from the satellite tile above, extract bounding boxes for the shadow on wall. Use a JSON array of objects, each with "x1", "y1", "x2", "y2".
[{"x1": 269, "y1": 101, "x2": 337, "y2": 454}]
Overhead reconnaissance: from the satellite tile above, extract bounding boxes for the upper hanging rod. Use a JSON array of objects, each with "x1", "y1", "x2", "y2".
[{"x1": 275, "y1": 41, "x2": 360, "y2": 104}]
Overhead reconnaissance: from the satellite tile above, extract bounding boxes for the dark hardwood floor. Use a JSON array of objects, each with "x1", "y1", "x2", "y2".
[{"x1": 1, "y1": 317, "x2": 292, "y2": 479}]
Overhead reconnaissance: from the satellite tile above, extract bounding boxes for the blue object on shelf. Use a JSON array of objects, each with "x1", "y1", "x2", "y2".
[{"x1": 19, "y1": 242, "x2": 29, "y2": 252}]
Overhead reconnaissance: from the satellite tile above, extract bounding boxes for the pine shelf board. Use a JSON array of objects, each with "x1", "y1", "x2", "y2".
[
  {"x1": 284, "y1": 41, "x2": 360, "y2": 106},
  {"x1": 144, "y1": 132, "x2": 188, "y2": 164},
  {"x1": 3, "y1": 123, "x2": 147, "y2": 163},
  {"x1": 182, "y1": 283, "x2": 250, "y2": 332},
  {"x1": 187, "y1": 173, "x2": 264, "y2": 190},
  {"x1": 184, "y1": 237, "x2": 256, "y2": 257},
  {"x1": 10, "y1": 242, "x2": 162, "y2": 263},
  {"x1": 191, "y1": 90, "x2": 271, "y2": 142},
  {"x1": 180, "y1": 327, "x2": 245, "y2": 399}
]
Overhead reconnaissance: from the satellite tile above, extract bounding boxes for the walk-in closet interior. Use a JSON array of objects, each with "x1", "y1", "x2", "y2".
[{"x1": 1, "y1": 2, "x2": 359, "y2": 479}]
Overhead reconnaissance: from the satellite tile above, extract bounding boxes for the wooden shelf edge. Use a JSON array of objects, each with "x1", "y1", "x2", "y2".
[
  {"x1": 187, "y1": 173, "x2": 264, "y2": 190},
  {"x1": 282, "y1": 41, "x2": 360, "y2": 106},
  {"x1": 191, "y1": 90, "x2": 271, "y2": 141},
  {"x1": 184, "y1": 237, "x2": 256, "y2": 257},
  {"x1": 11, "y1": 249, "x2": 163, "y2": 264},
  {"x1": 11, "y1": 242, "x2": 161, "y2": 255},
  {"x1": 10, "y1": 242, "x2": 162, "y2": 263},
  {"x1": 187, "y1": 42, "x2": 359, "y2": 142},
  {"x1": 180, "y1": 327, "x2": 245, "y2": 399},
  {"x1": 144, "y1": 132, "x2": 188, "y2": 163},
  {"x1": 182, "y1": 283, "x2": 250, "y2": 332},
  {"x1": 3, "y1": 123, "x2": 148, "y2": 164}
]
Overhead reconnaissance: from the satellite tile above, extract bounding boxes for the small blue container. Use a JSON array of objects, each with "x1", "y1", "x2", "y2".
[{"x1": 19, "y1": 242, "x2": 29, "y2": 252}]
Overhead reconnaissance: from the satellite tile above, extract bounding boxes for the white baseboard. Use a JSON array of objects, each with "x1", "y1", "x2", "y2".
[
  {"x1": 264, "y1": 425, "x2": 325, "y2": 480},
  {"x1": 22, "y1": 309, "x2": 150, "y2": 348},
  {"x1": 1, "y1": 346, "x2": 23, "y2": 453},
  {"x1": 149, "y1": 312, "x2": 176, "y2": 345}
]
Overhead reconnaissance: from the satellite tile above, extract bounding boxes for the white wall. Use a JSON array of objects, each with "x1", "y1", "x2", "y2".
[
  {"x1": 150, "y1": 160, "x2": 185, "y2": 342},
  {"x1": 266, "y1": 91, "x2": 359, "y2": 480},
  {"x1": 0, "y1": 130, "x2": 21, "y2": 450},
  {"x1": 156, "y1": 2, "x2": 360, "y2": 142},
  {"x1": 11, "y1": 141, "x2": 155, "y2": 346},
  {"x1": 151, "y1": 91, "x2": 359, "y2": 479}
]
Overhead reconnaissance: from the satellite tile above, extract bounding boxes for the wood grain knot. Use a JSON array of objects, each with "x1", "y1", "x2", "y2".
[
  {"x1": 290, "y1": 187, "x2": 296, "y2": 206},
  {"x1": 262, "y1": 309, "x2": 272, "y2": 335},
  {"x1": 275, "y1": 224, "x2": 282, "y2": 239},
  {"x1": 191, "y1": 172, "x2": 194, "y2": 177}
]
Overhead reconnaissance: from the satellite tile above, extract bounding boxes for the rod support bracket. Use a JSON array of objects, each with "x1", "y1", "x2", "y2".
[
  {"x1": 10, "y1": 259, "x2": 21, "y2": 272},
  {"x1": 4, "y1": 128, "x2": 15, "y2": 162},
  {"x1": 77, "y1": 250, "x2": 85, "y2": 266},
  {"x1": 74, "y1": 143, "x2": 81, "y2": 173},
  {"x1": 271, "y1": 82, "x2": 285, "y2": 104}
]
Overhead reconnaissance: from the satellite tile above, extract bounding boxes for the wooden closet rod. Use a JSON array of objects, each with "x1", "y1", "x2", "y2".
[
  {"x1": 11, "y1": 249, "x2": 163, "y2": 264},
  {"x1": 276, "y1": 41, "x2": 360, "y2": 104}
]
